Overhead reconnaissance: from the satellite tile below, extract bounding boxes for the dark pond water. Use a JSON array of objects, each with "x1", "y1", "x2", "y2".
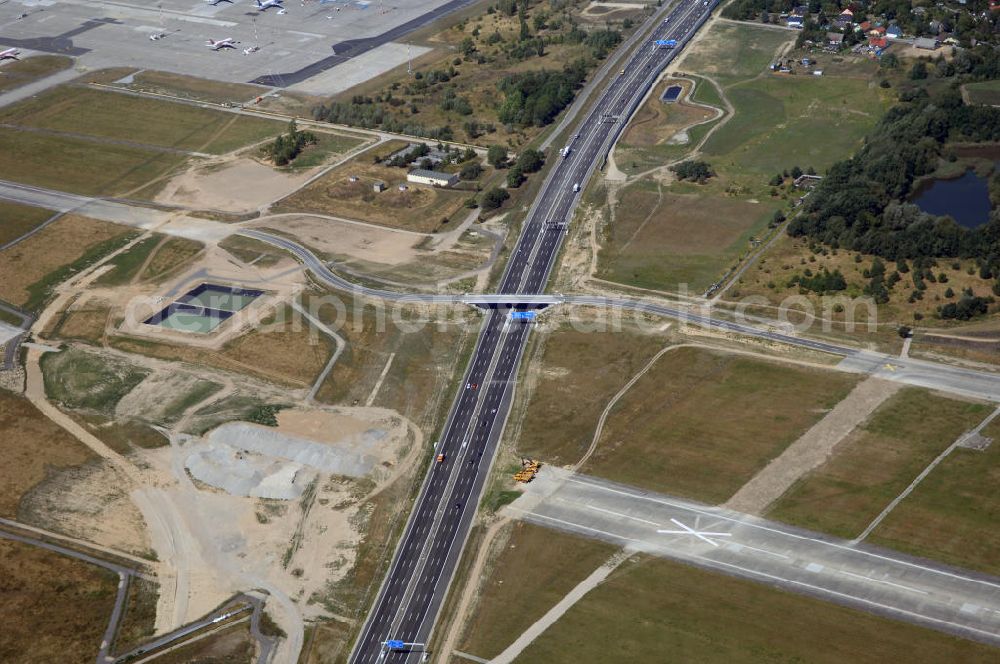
[{"x1": 912, "y1": 168, "x2": 993, "y2": 229}]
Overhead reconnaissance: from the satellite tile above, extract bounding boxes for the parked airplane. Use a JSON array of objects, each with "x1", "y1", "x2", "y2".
[
  {"x1": 255, "y1": 0, "x2": 284, "y2": 10},
  {"x1": 0, "y1": 48, "x2": 20, "y2": 61},
  {"x1": 207, "y1": 38, "x2": 237, "y2": 50}
]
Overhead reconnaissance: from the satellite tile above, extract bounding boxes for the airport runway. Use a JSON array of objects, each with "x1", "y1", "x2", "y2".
[
  {"x1": 348, "y1": 1, "x2": 722, "y2": 661},
  {"x1": 510, "y1": 468, "x2": 1000, "y2": 647}
]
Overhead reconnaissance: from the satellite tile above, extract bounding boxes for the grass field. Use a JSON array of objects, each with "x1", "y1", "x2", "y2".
[
  {"x1": 515, "y1": 326, "x2": 666, "y2": 466},
  {"x1": 0, "y1": 87, "x2": 283, "y2": 155},
  {"x1": 678, "y1": 22, "x2": 790, "y2": 87},
  {"x1": 768, "y1": 388, "x2": 992, "y2": 539},
  {"x1": 701, "y1": 73, "x2": 886, "y2": 181},
  {"x1": 513, "y1": 555, "x2": 1000, "y2": 663},
  {"x1": 280, "y1": 132, "x2": 368, "y2": 171},
  {"x1": 457, "y1": 522, "x2": 617, "y2": 659},
  {"x1": 148, "y1": 621, "x2": 256, "y2": 663},
  {"x1": 964, "y1": 79, "x2": 1000, "y2": 106},
  {"x1": 0, "y1": 55, "x2": 73, "y2": 94},
  {"x1": 584, "y1": 347, "x2": 858, "y2": 504},
  {"x1": 0, "y1": 202, "x2": 53, "y2": 247},
  {"x1": 123, "y1": 70, "x2": 268, "y2": 105},
  {"x1": 112, "y1": 578, "x2": 158, "y2": 656},
  {"x1": 93, "y1": 234, "x2": 165, "y2": 287},
  {"x1": 597, "y1": 178, "x2": 777, "y2": 290},
  {"x1": 274, "y1": 140, "x2": 475, "y2": 232},
  {"x1": 0, "y1": 538, "x2": 119, "y2": 664},
  {"x1": 0, "y1": 127, "x2": 189, "y2": 197},
  {"x1": 599, "y1": 21, "x2": 887, "y2": 294},
  {"x1": 0, "y1": 392, "x2": 96, "y2": 516},
  {"x1": 41, "y1": 347, "x2": 149, "y2": 416},
  {"x1": 865, "y1": 413, "x2": 1000, "y2": 575},
  {"x1": 138, "y1": 237, "x2": 205, "y2": 282},
  {"x1": 0, "y1": 215, "x2": 135, "y2": 311}
]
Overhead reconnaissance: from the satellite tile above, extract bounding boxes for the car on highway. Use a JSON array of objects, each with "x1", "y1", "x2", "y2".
[
  {"x1": 573, "y1": 183, "x2": 580, "y2": 192},
  {"x1": 436, "y1": 454, "x2": 445, "y2": 463}
]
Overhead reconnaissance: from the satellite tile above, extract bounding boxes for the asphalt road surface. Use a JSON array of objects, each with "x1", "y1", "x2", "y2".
[
  {"x1": 349, "y1": 1, "x2": 722, "y2": 661},
  {"x1": 511, "y1": 468, "x2": 1000, "y2": 647}
]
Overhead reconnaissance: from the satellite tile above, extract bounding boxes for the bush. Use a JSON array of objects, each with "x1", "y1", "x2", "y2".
[
  {"x1": 481, "y1": 187, "x2": 510, "y2": 210},
  {"x1": 669, "y1": 160, "x2": 715, "y2": 183},
  {"x1": 507, "y1": 165, "x2": 526, "y2": 188},
  {"x1": 487, "y1": 145, "x2": 508, "y2": 169},
  {"x1": 460, "y1": 161, "x2": 483, "y2": 180}
]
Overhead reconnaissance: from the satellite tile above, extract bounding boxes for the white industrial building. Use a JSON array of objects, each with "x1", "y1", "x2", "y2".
[{"x1": 406, "y1": 169, "x2": 458, "y2": 188}]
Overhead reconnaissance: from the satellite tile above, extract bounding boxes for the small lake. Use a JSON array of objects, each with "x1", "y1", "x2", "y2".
[{"x1": 912, "y1": 168, "x2": 993, "y2": 229}]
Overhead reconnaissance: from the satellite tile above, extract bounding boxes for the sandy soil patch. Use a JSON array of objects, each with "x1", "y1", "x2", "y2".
[
  {"x1": 156, "y1": 158, "x2": 315, "y2": 213},
  {"x1": 130, "y1": 403, "x2": 420, "y2": 657},
  {"x1": 18, "y1": 459, "x2": 152, "y2": 556},
  {"x1": 254, "y1": 214, "x2": 422, "y2": 266}
]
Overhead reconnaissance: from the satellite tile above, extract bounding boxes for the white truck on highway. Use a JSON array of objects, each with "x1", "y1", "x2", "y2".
[{"x1": 561, "y1": 145, "x2": 572, "y2": 158}]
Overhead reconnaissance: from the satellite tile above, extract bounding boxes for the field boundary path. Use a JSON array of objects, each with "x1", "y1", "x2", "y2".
[{"x1": 725, "y1": 377, "x2": 902, "y2": 514}]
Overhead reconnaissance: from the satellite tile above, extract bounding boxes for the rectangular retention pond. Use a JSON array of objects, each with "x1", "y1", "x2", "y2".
[{"x1": 144, "y1": 283, "x2": 264, "y2": 334}]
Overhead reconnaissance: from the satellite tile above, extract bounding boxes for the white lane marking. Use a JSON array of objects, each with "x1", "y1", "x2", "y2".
[
  {"x1": 840, "y1": 570, "x2": 929, "y2": 595},
  {"x1": 581, "y1": 502, "x2": 662, "y2": 527}
]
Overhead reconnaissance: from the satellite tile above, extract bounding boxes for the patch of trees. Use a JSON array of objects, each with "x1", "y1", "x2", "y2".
[
  {"x1": 497, "y1": 61, "x2": 588, "y2": 127},
  {"x1": 787, "y1": 81, "x2": 1000, "y2": 271},
  {"x1": 790, "y1": 267, "x2": 847, "y2": 294},
  {"x1": 669, "y1": 160, "x2": 714, "y2": 183},
  {"x1": 312, "y1": 100, "x2": 453, "y2": 141},
  {"x1": 723, "y1": 0, "x2": 796, "y2": 22},
  {"x1": 506, "y1": 148, "x2": 546, "y2": 188},
  {"x1": 481, "y1": 187, "x2": 510, "y2": 210},
  {"x1": 939, "y1": 295, "x2": 992, "y2": 320},
  {"x1": 264, "y1": 120, "x2": 316, "y2": 166}
]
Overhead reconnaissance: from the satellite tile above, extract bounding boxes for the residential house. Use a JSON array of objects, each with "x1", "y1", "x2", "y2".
[
  {"x1": 914, "y1": 36, "x2": 939, "y2": 49},
  {"x1": 787, "y1": 15, "x2": 804, "y2": 28},
  {"x1": 826, "y1": 31, "x2": 845, "y2": 46},
  {"x1": 886, "y1": 24, "x2": 903, "y2": 38}
]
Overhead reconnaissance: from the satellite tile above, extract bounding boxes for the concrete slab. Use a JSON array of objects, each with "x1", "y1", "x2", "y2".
[
  {"x1": 507, "y1": 468, "x2": 1000, "y2": 646},
  {"x1": 288, "y1": 41, "x2": 430, "y2": 96},
  {"x1": 0, "y1": 320, "x2": 20, "y2": 346},
  {"x1": 0, "y1": 0, "x2": 468, "y2": 89}
]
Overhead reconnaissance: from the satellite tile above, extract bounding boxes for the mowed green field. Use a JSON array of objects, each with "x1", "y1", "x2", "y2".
[
  {"x1": 867, "y1": 413, "x2": 1000, "y2": 576},
  {"x1": 964, "y1": 79, "x2": 1000, "y2": 106},
  {"x1": 702, "y1": 74, "x2": 886, "y2": 180},
  {"x1": 768, "y1": 388, "x2": 991, "y2": 539},
  {"x1": 598, "y1": 21, "x2": 887, "y2": 293},
  {"x1": 512, "y1": 555, "x2": 1000, "y2": 664},
  {"x1": 0, "y1": 55, "x2": 73, "y2": 94},
  {"x1": 0, "y1": 127, "x2": 189, "y2": 197},
  {"x1": 0, "y1": 201, "x2": 53, "y2": 247},
  {"x1": 583, "y1": 347, "x2": 858, "y2": 504},
  {"x1": 0, "y1": 87, "x2": 283, "y2": 154}
]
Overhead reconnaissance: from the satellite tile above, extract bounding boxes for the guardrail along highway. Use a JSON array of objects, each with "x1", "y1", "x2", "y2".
[{"x1": 349, "y1": 1, "x2": 721, "y2": 661}]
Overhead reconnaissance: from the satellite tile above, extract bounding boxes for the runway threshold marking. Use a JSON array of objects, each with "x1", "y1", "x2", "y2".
[{"x1": 657, "y1": 518, "x2": 731, "y2": 547}]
